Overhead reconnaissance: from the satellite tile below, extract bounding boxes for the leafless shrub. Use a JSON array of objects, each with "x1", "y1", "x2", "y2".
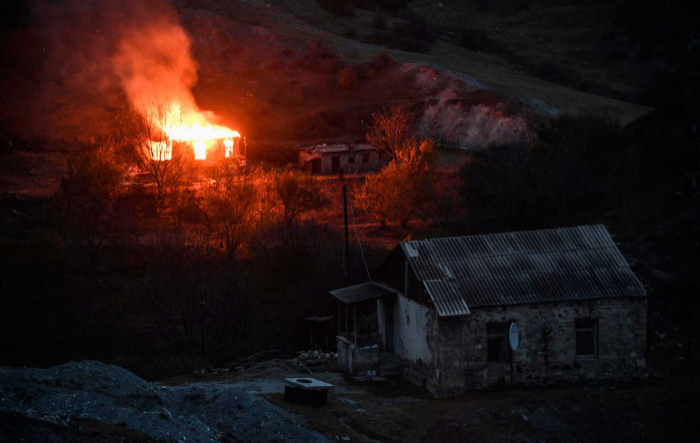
[
  {"x1": 200, "y1": 162, "x2": 257, "y2": 257},
  {"x1": 58, "y1": 145, "x2": 129, "y2": 263},
  {"x1": 337, "y1": 66, "x2": 359, "y2": 89},
  {"x1": 114, "y1": 101, "x2": 195, "y2": 200},
  {"x1": 366, "y1": 104, "x2": 413, "y2": 163}
]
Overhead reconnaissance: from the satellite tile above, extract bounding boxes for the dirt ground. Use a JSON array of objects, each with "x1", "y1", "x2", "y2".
[
  {"x1": 0, "y1": 317, "x2": 698, "y2": 443},
  {"x1": 155, "y1": 331, "x2": 700, "y2": 443},
  {"x1": 172, "y1": 355, "x2": 699, "y2": 443}
]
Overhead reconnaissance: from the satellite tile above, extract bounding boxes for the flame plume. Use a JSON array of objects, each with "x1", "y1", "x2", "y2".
[{"x1": 110, "y1": 1, "x2": 239, "y2": 160}]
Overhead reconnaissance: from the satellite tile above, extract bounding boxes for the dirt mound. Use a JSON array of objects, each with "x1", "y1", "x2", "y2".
[{"x1": 0, "y1": 360, "x2": 329, "y2": 443}]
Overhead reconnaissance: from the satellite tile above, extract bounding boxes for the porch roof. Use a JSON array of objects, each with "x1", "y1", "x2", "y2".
[{"x1": 330, "y1": 282, "x2": 396, "y2": 304}]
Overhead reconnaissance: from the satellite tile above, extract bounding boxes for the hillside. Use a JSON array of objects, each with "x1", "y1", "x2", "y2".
[{"x1": 0, "y1": 0, "x2": 654, "y2": 149}]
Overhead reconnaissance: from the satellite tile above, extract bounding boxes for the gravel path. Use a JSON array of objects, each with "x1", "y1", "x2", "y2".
[{"x1": 0, "y1": 361, "x2": 330, "y2": 443}]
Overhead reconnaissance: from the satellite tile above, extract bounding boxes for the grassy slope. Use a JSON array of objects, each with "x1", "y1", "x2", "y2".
[{"x1": 245, "y1": 0, "x2": 652, "y2": 124}]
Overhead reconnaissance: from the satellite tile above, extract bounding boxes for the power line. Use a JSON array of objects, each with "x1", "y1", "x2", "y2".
[{"x1": 347, "y1": 192, "x2": 371, "y2": 281}]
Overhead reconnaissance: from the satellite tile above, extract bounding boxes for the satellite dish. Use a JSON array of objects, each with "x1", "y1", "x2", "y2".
[{"x1": 509, "y1": 322, "x2": 519, "y2": 351}]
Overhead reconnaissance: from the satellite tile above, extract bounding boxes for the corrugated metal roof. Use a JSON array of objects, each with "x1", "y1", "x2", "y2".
[
  {"x1": 401, "y1": 225, "x2": 646, "y2": 317},
  {"x1": 330, "y1": 282, "x2": 395, "y2": 304}
]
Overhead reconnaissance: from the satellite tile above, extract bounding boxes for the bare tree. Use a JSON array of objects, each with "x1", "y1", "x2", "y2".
[
  {"x1": 201, "y1": 161, "x2": 256, "y2": 256},
  {"x1": 358, "y1": 138, "x2": 437, "y2": 227},
  {"x1": 58, "y1": 145, "x2": 126, "y2": 263},
  {"x1": 114, "y1": 101, "x2": 194, "y2": 200},
  {"x1": 270, "y1": 167, "x2": 328, "y2": 231},
  {"x1": 366, "y1": 104, "x2": 413, "y2": 163}
]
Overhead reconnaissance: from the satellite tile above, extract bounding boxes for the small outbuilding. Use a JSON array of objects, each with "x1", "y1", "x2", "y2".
[
  {"x1": 298, "y1": 143, "x2": 381, "y2": 175},
  {"x1": 331, "y1": 225, "x2": 648, "y2": 396}
]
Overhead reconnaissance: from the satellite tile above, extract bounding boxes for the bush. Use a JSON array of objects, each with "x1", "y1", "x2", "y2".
[
  {"x1": 337, "y1": 66, "x2": 359, "y2": 89},
  {"x1": 301, "y1": 39, "x2": 341, "y2": 74},
  {"x1": 459, "y1": 115, "x2": 628, "y2": 231},
  {"x1": 306, "y1": 39, "x2": 338, "y2": 61},
  {"x1": 358, "y1": 138, "x2": 437, "y2": 227},
  {"x1": 59, "y1": 146, "x2": 130, "y2": 263},
  {"x1": 373, "y1": 52, "x2": 394, "y2": 70},
  {"x1": 269, "y1": 166, "x2": 329, "y2": 230}
]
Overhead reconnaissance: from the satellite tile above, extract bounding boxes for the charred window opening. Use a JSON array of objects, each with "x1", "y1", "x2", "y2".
[
  {"x1": 487, "y1": 322, "x2": 510, "y2": 362},
  {"x1": 348, "y1": 156, "x2": 355, "y2": 165},
  {"x1": 576, "y1": 319, "x2": 598, "y2": 357}
]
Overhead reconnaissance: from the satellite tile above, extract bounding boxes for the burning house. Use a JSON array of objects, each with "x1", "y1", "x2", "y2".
[
  {"x1": 331, "y1": 225, "x2": 648, "y2": 396},
  {"x1": 299, "y1": 143, "x2": 381, "y2": 175},
  {"x1": 149, "y1": 133, "x2": 244, "y2": 165}
]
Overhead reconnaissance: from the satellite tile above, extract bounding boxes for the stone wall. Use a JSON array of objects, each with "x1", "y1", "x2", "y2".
[{"x1": 432, "y1": 298, "x2": 648, "y2": 396}]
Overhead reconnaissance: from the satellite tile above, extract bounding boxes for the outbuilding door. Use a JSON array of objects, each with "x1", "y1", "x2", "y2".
[
  {"x1": 311, "y1": 158, "x2": 321, "y2": 174},
  {"x1": 331, "y1": 156, "x2": 340, "y2": 173}
]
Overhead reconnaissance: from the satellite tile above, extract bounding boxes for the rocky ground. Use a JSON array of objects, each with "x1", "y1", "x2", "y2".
[
  {"x1": 0, "y1": 360, "x2": 329, "y2": 443},
  {"x1": 2, "y1": 350, "x2": 698, "y2": 443}
]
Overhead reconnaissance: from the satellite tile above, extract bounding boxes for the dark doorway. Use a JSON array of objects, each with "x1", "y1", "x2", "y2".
[
  {"x1": 311, "y1": 158, "x2": 321, "y2": 174},
  {"x1": 331, "y1": 156, "x2": 340, "y2": 173}
]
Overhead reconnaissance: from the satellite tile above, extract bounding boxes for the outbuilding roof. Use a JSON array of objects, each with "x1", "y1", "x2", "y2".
[
  {"x1": 299, "y1": 143, "x2": 377, "y2": 154},
  {"x1": 401, "y1": 225, "x2": 646, "y2": 317},
  {"x1": 330, "y1": 282, "x2": 396, "y2": 304}
]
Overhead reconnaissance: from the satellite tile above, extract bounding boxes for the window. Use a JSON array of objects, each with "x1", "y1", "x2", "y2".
[
  {"x1": 348, "y1": 155, "x2": 355, "y2": 164},
  {"x1": 576, "y1": 319, "x2": 598, "y2": 357},
  {"x1": 487, "y1": 323, "x2": 510, "y2": 362},
  {"x1": 362, "y1": 152, "x2": 369, "y2": 164}
]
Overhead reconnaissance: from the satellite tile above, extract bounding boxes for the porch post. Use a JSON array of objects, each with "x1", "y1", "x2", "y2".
[{"x1": 353, "y1": 305, "x2": 357, "y2": 346}]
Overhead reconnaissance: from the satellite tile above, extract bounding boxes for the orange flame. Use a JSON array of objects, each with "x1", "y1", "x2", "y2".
[
  {"x1": 149, "y1": 140, "x2": 172, "y2": 161},
  {"x1": 111, "y1": 7, "x2": 239, "y2": 161}
]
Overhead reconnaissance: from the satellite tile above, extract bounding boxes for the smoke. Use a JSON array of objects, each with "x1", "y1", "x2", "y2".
[
  {"x1": 34, "y1": 0, "x2": 220, "y2": 139},
  {"x1": 109, "y1": 3, "x2": 210, "y2": 122}
]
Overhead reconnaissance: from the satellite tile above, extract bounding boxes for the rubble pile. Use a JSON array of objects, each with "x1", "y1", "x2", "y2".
[
  {"x1": 296, "y1": 350, "x2": 337, "y2": 367},
  {"x1": 0, "y1": 360, "x2": 329, "y2": 443},
  {"x1": 221, "y1": 349, "x2": 286, "y2": 373}
]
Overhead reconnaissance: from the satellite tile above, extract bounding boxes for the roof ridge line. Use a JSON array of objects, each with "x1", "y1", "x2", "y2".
[{"x1": 400, "y1": 224, "x2": 609, "y2": 245}]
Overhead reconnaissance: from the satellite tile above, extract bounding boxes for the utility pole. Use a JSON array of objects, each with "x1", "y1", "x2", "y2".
[
  {"x1": 243, "y1": 136, "x2": 247, "y2": 175},
  {"x1": 343, "y1": 185, "x2": 349, "y2": 281}
]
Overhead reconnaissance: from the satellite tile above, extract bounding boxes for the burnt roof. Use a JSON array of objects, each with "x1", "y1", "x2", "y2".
[
  {"x1": 330, "y1": 282, "x2": 396, "y2": 304},
  {"x1": 400, "y1": 225, "x2": 646, "y2": 317}
]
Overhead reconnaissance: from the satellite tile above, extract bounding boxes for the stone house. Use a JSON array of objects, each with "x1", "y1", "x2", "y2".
[
  {"x1": 331, "y1": 225, "x2": 648, "y2": 396},
  {"x1": 298, "y1": 143, "x2": 381, "y2": 175}
]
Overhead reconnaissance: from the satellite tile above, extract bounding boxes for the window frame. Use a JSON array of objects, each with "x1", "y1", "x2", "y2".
[{"x1": 575, "y1": 318, "x2": 598, "y2": 358}]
